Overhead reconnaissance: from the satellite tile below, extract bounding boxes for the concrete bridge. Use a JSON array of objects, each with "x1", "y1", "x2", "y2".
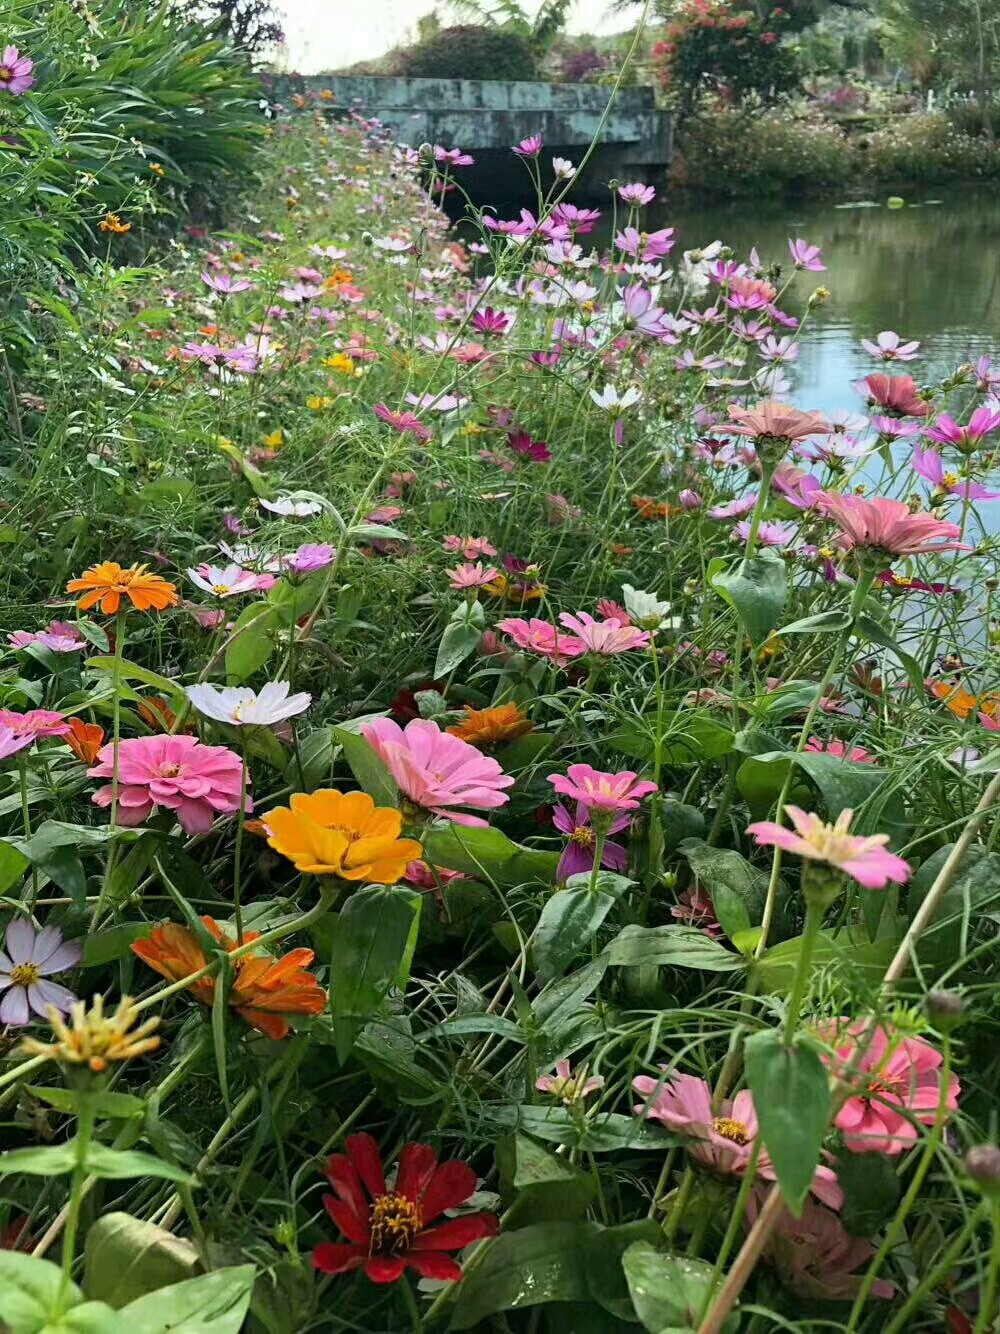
[{"x1": 272, "y1": 75, "x2": 673, "y2": 202}]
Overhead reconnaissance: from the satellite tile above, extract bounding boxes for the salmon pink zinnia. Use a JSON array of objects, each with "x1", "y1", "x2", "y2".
[
  {"x1": 88, "y1": 734, "x2": 249, "y2": 833},
  {"x1": 747, "y1": 805, "x2": 910, "y2": 889},
  {"x1": 360, "y1": 718, "x2": 514, "y2": 826}
]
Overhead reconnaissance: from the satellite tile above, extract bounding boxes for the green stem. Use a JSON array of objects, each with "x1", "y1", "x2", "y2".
[
  {"x1": 401, "y1": 1273, "x2": 423, "y2": 1332},
  {"x1": 56, "y1": 1093, "x2": 97, "y2": 1312},
  {"x1": 973, "y1": 1202, "x2": 1000, "y2": 1334},
  {"x1": 880, "y1": 1203, "x2": 985, "y2": 1334},
  {"x1": 782, "y1": 896, "x2": 824, "y2": 1043}
]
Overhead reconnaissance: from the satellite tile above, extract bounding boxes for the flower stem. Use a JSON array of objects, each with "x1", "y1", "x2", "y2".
[
  {"x1": 782, "y1": 896, "x2": 824, "y2": 1043},
  {"x1": 55, "y1": 1092, "x2": 97, "y2": 1313}
]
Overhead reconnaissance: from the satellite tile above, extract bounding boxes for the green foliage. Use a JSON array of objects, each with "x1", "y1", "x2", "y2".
[{"x1": 395, "y1": 24, "x2": 539, "y2": 79}]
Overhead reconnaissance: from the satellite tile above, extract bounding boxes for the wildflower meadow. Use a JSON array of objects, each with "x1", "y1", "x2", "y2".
[{"x1": 1, "y1": 13, "x2": 1000, "y2": 1334}]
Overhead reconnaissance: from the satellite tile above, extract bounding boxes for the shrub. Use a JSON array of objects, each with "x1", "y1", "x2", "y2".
[
  {"x1": 863, "y1": 111, "x2": 1000, "y2": 183},
  {"x1": 559, "y1": 46, "x2": 608, "y2": 83},
  {"x1": 395, "y1": 24, "x2": 539, "y2": 81},
  {"x1": 676, "y1": 104, "x2": 853, "y2": 195}
]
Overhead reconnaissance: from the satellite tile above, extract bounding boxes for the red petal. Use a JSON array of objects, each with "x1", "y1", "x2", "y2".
[
  {"x1": 404, "y1": 1250, "x2": 464, "y2": 1281},
  {"x1": 365, "y1": 1256, "x2": 406, "y2": 1283},
  {"x1": 323, "y1": 1193, "x2": 370, "y2": 1245},
  {"x1": 396, "y1": 1142, "x2": 438, "y2": 1204},
  {"x1": 419, "y1": 1159, "x2": 478, "y2": 1223},
  {"x1": 324, "y1": 1156, "x2": 368, "y2": 1221},
  {"x1": 413, "y1": 1214, "x2": 499, "y2": 1251},
  {"x1": 312, "y1": 1242, "x2": 366, "y2": 1274},
  {"x1": 346, "y1": 1132, "x2": 386, "y2": 1198}
]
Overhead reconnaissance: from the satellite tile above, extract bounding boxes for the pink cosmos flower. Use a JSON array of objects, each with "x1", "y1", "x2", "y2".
[
  {"x1": 788, "y1": 238, "x2": 824, "y2": 271},
  {"x1": 0, "y1": 47, "x2": 34, "y2": 96},
  {"x1": 88, "y1": 734, "x2": 249, "y2": 834},
  {"x1": 632, "y1": 1070, "x2": 843, "y2": 1209},
  {"x1": 537, "y1": 1059, "x2": 605, "y2": 1104},
  {"x1": 201, "y1": 272, "x2": 253, "y2": 295},
  {"x1": 816, "y1": 493, "x2": 969, "y2": 558},
  {"x1": 803, "y1": 738, "x2": 875, "y2": 763},
  {"x1": 747, "y1": 805, "x2": 910, "y2": 890},
  {"x1": 558, "y1": 612, "x2": 651, "y2": 655},
  {"x1": 512, "y1": 133, "x2": 544, "y2": 157},
  {"x1": 724, "y1": 401, "x2": 830, "y2": 445},
  {"x1": 448, "y1": 562, "x2": 500, "y2": 590},
  {"x1": 360, "y1": 718, "x2": 514, "y2": 827},
  {"x1": 496, "y1": 617, "x2": 586, "y2": 665},
  {"x1": 187, "y1": 564, "x2": 273, "y2": 598},
  {"x1": 553, "y1": 802, "x2": 629, "y2": 880},
  {"x1": 0, "y1": 710, "x2": 70, "y2": 739},
  {"x1": 772, "y1": 464, "x2": 824, "y2": 511},
  {"x1": 923, "y1": 406, "x2": 1000, "y2": 452},
  {"x1": 434, "y1": 145, "x2": 474, "y2": 167},
  {"x1": 620, "y1": 285, "x2": 676, "y2": 339},
  {"x1": 618, "y1": 183, "x2": 657, "y2": 206},
  {"x1": 818, "y1": 1020, "x2": 960, "y2": 1154},
  {"x1": 373, "y1": 405, "x2": 432, "y2": 442},
  {"x1": 442, "y1": 536, "x2": 497, "y2": 560},
  {"x1": 9, "y1": 621, "x2": 86, "y2": 653},
  {"x1": 0, "y1": 920, "x2": 80, "y2": 1026},
  {"x1": 734, "y1": 519, "x2": 798, "y2": 548},
  {"x1": 861, "y1": 330, "x2": 920, "y2": 362},
  {"x1": 748, "y1": 1194, "x2": 894, "y2": 1300},
  {"x1": 912, "y1": 444, "x2": 1000, "y2": 501},
  {"x1": 852, "y1": 373, "x2": 930, "y2": 418},
  {"x1": 286, "y1": 544, "x2": 337, "y2": 574},
  {"x1": 549, "y1": 765, "x2": 657, "y2": 813},
  {"x1": 709, "y1": 494, "x2": 758, "y2": 520},
  {"x1": 615, "y1": 226, "x2": 675, "y2": 262}
]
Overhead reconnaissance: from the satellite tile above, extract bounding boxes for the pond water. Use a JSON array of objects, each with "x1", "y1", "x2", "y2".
[{"x1": 664, "y1": 190, "x2": 1000, "y2": 417}]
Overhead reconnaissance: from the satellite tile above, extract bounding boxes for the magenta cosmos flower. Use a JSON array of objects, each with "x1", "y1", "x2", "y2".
[
  {"x1": 558, "y1": 612, "x2": 651, "y2": 655},
  {"x1": 0, "y1": 47, "x2": 34, "y2": 95},
  {"x1": 912, "y1": 444, "x2": 1000, "y2": 501},
  {"x1": 816, "y1": 492, "x2": 968, "y2": 558},
  {"x1": 88, "y1": 734, "x2": 249, "y2": 834},
  {"x1": 747, "y1": 805, "x2": 910, "y2": 890},
  {"x1": 923, "y1": 406, "x2": 1000, "y2": 452},
  {"x1": 496, "y1": 617, "x2": 586, "y2": 666},
  {"x1": 0, "y1": 920, "x2": 80, "y2": 1025},
  {"x1": 553, "y1": 802, "x2": 629, "y2": 880},
  {"x1": 512, "y1": 133, "x2": 544, "y2": 157},
  {"x1": 633, "y1": 1070, "x2": 843, "y2": 1209},
  {"x1": 549, "y1": 765, "x2": 657, "y2": 814},
  {"x1": 818, "y1": 1020, "x2": 960, "y2": 1154},
  {"x1": 373, "y1": 404, "x2": 432, "y2": 442},
  {"x1": 360, "y1": 718, "x2": 513, "y2": 827}
]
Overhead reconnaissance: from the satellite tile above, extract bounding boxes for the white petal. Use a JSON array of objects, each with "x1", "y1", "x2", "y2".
[
  {"x1": 4, "y1": 918, "x2": 35, "y2": 966},
  {"x1": 0, "y1": 986, "x2": 30, "y2": 1026}
]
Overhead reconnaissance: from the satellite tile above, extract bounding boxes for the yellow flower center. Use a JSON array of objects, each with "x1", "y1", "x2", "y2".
[
  {"x1": 160, "y1": 763, "x2": 182, "y2": 778},
  {"x1": 10, "y1": 963, "x2": 41, "y2": 987},
  {"x1": 712, "y1": 1117, "x2": 750, "y2": 1145},
  {"x1": 0, "y1": 67, "x2": 11, "y2": 82},
  {"x1": 943, "y1": 472, "x2": 959, "y2": 488},
  {"x1": 212, "y1": 584, "x2": 230, "y2": 597},
  {"x1": 570, "y1": 827, "x2": 595, "y2": 849},
  {"x1": 370, "y1": 1192, "x2": 422, "y2": 1253}
]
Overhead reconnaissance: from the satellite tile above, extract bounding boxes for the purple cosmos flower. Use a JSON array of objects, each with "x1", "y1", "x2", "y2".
[
  {"x1": 434, "y1": 145, "x2": 474, "y2": 167},
  {"x1": 553, "y1": 802, "x2": 629, "y2": 880},
  {"x1": 615, "y1": 226, "x2": 675, "y2": 262},
  {"x1": 9, "y1": 621, "x2": 86, "y2": 653},
  {"x1": 911, "y1": 444, "x2": 1000, "y2": 501},
  {"x1": 471, "y1": 307, "x2": 511, "y2": 336},
  {"x1": 759, "y1": 335, "x2": 799, "y2": 364},
  {"x1": 0, "y1": 47, "x2": 34, "y2": 96},
  {"x1": 924, "y1": 407, "x2": 1000, "y2": 452},
  {"x1": 618, "y1": 183, "x2": 657, "y2": 206},
  {"x1": 286, "y1": 543, "x2": 337, "y2": 574},
  {"x1": 709, "y1": 493, "x2": 758, "y2": 520},
  {"x1": 861, "y1": 331, "x2": 920, "y2": 362},
  {"x1": 550, "y1": 202, "x2": 601, "y2": 234},
  {"x1": 507, "y1": 429, "x2": 551, "y2": 463},
  {"x1": 0, "y1": 920, "x2": 80, "y2": 1026},
  {"x1": 788, "y1": 238, "x2": 825, "y2": 271},
  {"x1": 512, "y1": 134, "x2": 544, "y2": 157},
  {"x1": 279, "y1": 282, "x2": 323, "y2": 305},
  {"x1": 871, "y1": 415, "x2": 923, "y2": 443}
]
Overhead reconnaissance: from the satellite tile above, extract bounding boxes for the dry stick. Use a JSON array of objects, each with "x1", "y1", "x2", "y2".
[{"x1": 697, "y1": 767, "x2": 1000, "y2": 1334}]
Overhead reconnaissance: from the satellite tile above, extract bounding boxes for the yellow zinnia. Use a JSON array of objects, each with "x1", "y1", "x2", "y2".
[{"x1": 263, "y1": 790, "x2": 422, "y2": 883}]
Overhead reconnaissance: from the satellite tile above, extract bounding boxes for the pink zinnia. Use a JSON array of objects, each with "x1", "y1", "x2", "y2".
[
  {"x1": 0, "y1": 729, "x2": 35, "y2": 761},
  {"x1": 816, "y1": 492, "x2": 968, "y2": 558},
  {"x1": 360, "y1": 718, "x2": 514, "y2": 827},
  {"x1": 558, "y1": 612, "x2": 650, "y2": 655},
  {"x1": 803, "y1": 737, "x2": 875, "y2": 763},
  {"x1": 537, "y1": 1059, "x2": 605, "y2": 1104},
  {"x1": 818, "y1": 1020, "x2": 960, "y2": 1154},
  {"x1": 0, "y1": 46, "x2": 34, "y2": 96},
  {"x1": 749, "y1": 1194, "x2": 894, "y2": 1300},
  {"x1": 448, "y1": 562, "x2": 499, "y2": 590},
  {"x1": 0, "y1": 709, "x2": 70, "y2": 739},
  {"x1": 632, "y1": 1070, "x2": 842, "y2": 1209},
  {"x1": 747, "y1": 805, "x2": 910, "y2": 890},
  {"x1": 87, "y1": 735, "x2": 249, "y2": 834},
  {"x1": 549, "y1": 764, "x2": 657, "y2": 813},
  {"x1": 496, "y1": 617, "x2": 586, "y2": 666}
]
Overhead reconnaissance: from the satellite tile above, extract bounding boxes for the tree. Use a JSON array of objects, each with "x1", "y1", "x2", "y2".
[
  {"x1": 172, "y1": 0, "x2": 283, "y2": 55},
  {"x1": 444, "y1": 0, "x2": 575, "y2": 55},
  {"x1": 881, "y1": 0, "x2": 1000, "y2": 132}
]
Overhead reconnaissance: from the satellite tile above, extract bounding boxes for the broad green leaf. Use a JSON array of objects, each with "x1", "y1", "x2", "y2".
[
  {"x1": 836, "y1": 1150, "x2": 901, "y2": 1234},
  {"x1": 854, "y1": 612, "x2": 926, "y2": 693},
  {"x1": 422, "y1": 823, "x2": 558, "y2": 887},
  {"x1": 498, "y1": 1134, "x2": 597, "y2": 1226},
  {"x1": 678, "y1": 840, "x2": 766, "y2": 936},
  {"x1": 608, "y1": 714, "x2": 733, "y2": 766},
  {"x1": 27, "y1": 1089, "x2": 144, "y2": 1119},
  {"x1": 434, "y1": 600, "x2": 485, "y2": 677},
  {"x1": 777, "y1": 609, "x2": 852, "y2": 635},
  {"x1": 83, "y1": 924, "x2": 158, "y2": 970},
  {"x1": 605, "y1": 925, "x2": 744, "y2": 972},
  {"x1": 84, "y1": 1145, "x2": 192, "y2": 1184},
  {"x1": 622, "y1": 1242, "x2": 735, "y2": 1333},
  {"x1": 224, "y1": 603, "x2": 279, "y2": 684},
  {"x1": 584, "y1": 1221, "x2": 666, "y2": 1321},
  {"x1": 118, "y1": 1265, "x2": 255, "y2": 1334},
  {"x1": 266, "y1": 571, "x2": 327, "y2": 628},
  {"x1": 331, "y1": 726, "x2": 398, "y2": 807},
  {"x1": 85, "y1": 660, "x2": 186, "y2": 706},
  {"x1": 328, "y1": 886, "x2": 422, "y2": 1061},
  {"x1": 0, "y1": 1250, "x2": 81, "y2": 1333},
  {"x1": 753, "y1": 923, "x2": 902, "y2": 991},
  {"x1": 736, "y1": 750, "x2": 890, "y2": 820},
  {"x1": 744, "y1": 1031, "x2": 830, "y2": 1215},
  {"x1": 534, "y1": 873, "x2": 630, "y2": 983},
  {"x1": 83, "y1": 1213, "x2": 200, "y2": 1310},
  {"x1": 450, "y1": 1222, "x2": 599, "y2": 1328},
  {"x1": 709, "y1": 551, "x2": 787, "y2": 644},
  {"x1": 0, "y1": 840, "x2": 30, "y2": 893},
  {"x1": 39, "y1": 1300, "x2": 129, "y2": 1333},
  {"x1": 138, "y1": 477, "x2": 195, "y2": 507},
  {"x1": 0, "y1": 1143, "x2": 79, "y2": 1176},
  {"x1": 487, "y1": 1105, "x2": 680, "y2": 1152}
]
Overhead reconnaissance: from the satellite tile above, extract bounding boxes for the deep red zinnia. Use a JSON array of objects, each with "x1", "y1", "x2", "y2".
[{"x1": 312, "y1": 1132, "x2": 499, "y2": 1284}]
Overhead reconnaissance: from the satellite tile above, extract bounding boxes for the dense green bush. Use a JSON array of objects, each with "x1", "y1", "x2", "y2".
[
  {"x1": 395, "y1": 24, "x2": 539, "y2": 80},
  {"x1": 677, "y1": 105, "x2": 853, "y2": 196},
  {"x1": 862, "y1": 111, "x2": 1000, "y2": 182}
]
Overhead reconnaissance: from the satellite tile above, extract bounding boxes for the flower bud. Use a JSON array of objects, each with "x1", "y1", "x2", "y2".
[
  {"x1": 608, "y1": 178, "x2": 621, "y2": 190},
  {"x1": 966, "y1": 1145, "x2": 1000, "y2": 1195},
  {"x1": 417, "y1": 142, "x2": 434, "y2": 166},
  {"x1": 926, "y1": 989, "x2": 964, "y2": 1032},
  {"x1": 679, "y1": 488, "x2": 702, "y2": 510},
  {"x1": 274, "y1": 1218, "x2": 297, "y2": 1247},
  {"x1": 809, "y1": 287, "x2": 831, "y2": 305}
]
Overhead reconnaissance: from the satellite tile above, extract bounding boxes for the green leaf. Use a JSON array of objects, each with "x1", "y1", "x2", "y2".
[
  {"x1": 678, "y1": 840, "x2": 766, "y2": 936},
  {"x1": 328, "y1": 886, "x2": 422, "y2": 1061},
  {"x1": 744, "y1": 1031, "x2": 830, "y2": 1214},
  {"x1": 138, "y1": 477, "x2": 195, "y2": 507},
  {"x1": 534, "y1": 873, "x2": 630, "y2": 983},
  {"x1": 40, "y1": 1299, "x2": 129, "y2": 1333},
  {"x1": 709, "y1": 551, "x2": 787, "y2": 644},
  {"x1": 753, "y1": 922, "x2": 902, "y2": 991},
  {"x1": 83, "y1": 1213, "x2": 200, "y2": 1310},
  {"x1": 736, "y1": 750, "x2": 890, "y2": 820},
  {"x1": 83, "y1": 1145, "x2": 192, "y2": 1184},
  {"x1": 422, "y1": 823, "x2": 558, "y2": 887},
  {"x1": 0, "y1": 1250, "x2": 81, "y2": 1333},
  {"x1": 853, "y1": 613, "x2": 926, "y2": 693},
  {"x1": 224, "y1": 603, "x2": 279, "y2": 684},
  {"x1": 118, "y1": 1266, "x2": 255, "y2": 1334},
  {"x1": 450, "y1": 1222, "x2": 599, "y2": 1328},
  {"x1": 608, "y1": 714, "x2": 733, "y2": 766},
  {"x1": 434, "y1": 600, "x2": 485, "y2": 677},
  {"x1": 83, "y1": 923, "x2": 157, "y2": 969},
  {"x1": 622, "y1": 1242, "x2": 733, "y2": 1333},
  {"x1": 0, "y1": 840, "x2": 30, "y2": 893},
  {"x1": 0, "y1": 1143, "x2": 80, "y2": 1176},
  {"x1": 487, "y1": 1105, "x2": 680, "y2": 1152},
  {"x1": 836, "y1": 1150, "x2": 901, "y2": 1234},
  {"x1": 584, "y1": 1222, "x2": 666, "y2": 1321},
  {"x1": 499, "y1": 1134, "x2": 597, "y2": 1225},
  {"x1": 605, "y1": 925, "x2": 744, "y2": 972},
  {"x1": 777, "y1": 610, "x2": 852, "y2": 636},
  {"x1": 331, "y1": 726, "x2": 398, "y2": 807},
  {"x1": 906, "y1": 844, "x2": 1000, "y2": 964},
  {"x1": 27, "y1": 1089, "x2": 145, "y2": 1120},
  {"x1": 85, "y1": 660, "x2": 186, "y2": 706}
]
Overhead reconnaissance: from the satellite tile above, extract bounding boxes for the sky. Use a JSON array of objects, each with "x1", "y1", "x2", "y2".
[{"x1": 274, "y1": 0, "x2": 637, "y2": 73}]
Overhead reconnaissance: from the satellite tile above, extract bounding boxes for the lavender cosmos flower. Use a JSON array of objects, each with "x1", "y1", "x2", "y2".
[
  {"x1": 201, "y1": 271, "x2": 253, "y2": 295},
  {"x1": 0, "y1": 47, "x2": 34, "y2": 96},
  {"x1": 788, "y1": 238, "x2": 825, "y2": 271},
  {"x1": 0, "y1": 920, "x2": 81, "y2": 1026},
  {"x1": 618, "y1": 183, "x2": 657, "y2": 206},
  {"x1": 434, "y1": 146, "x2": 474, "y2": 167},
  {"x1": 553, "y1": 802, "x2": 629, "y2": 880},
  {"x1": 615, "y1": 227, "x2": 675, "y2": 262},
  {"x1": 286, "y1": 543, "x2": 337, "y2": 574},
  {"x1": 861, "y1": 331, "x2": 920, "y2": 362}
]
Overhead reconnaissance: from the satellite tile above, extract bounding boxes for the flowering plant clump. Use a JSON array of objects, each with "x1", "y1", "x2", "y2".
[{"x1": 0, "y1": 51, "x2": 994, "y2": 1334}]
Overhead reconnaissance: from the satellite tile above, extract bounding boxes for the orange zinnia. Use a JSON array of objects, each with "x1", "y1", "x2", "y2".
[
  {"x1": 447, "y1": 703, "x2": 533, "y2": 747},
  {"x1": 99, "y1": 212, "x2": 131, "y2": 235},
  {"x1": 927, "y1": 679, "x2": 1000, "y2": 721},
  {"x1": 632, "y1": 496, "x2": 677, "y2": 520},
  {"x1": 67, "y1": 562, "x2": 179, "y2": 615},
  {"x1": 132, "y1": 917, "x2": 326, "y2": 1041},
  {"x1": 65, "y1": 717, "x2": 105, "y2": 764},
  {"x1": 263, "y1": 790, "x2": 422, "y2": 883}
]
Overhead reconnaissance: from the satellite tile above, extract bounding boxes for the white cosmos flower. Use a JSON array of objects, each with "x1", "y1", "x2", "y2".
[
  {"x1": 187, "y1": 564, "x2": 266, "y2": 598},
  {"x1": 186, "y1": 681, "x2": 312, "y2": 727},
  {"x1": 589, "y1": 384, "x2": 643, "y2": 413},
  {"x1": 622, "y1": 585, "x2": 680, "y2": 631},
  {"x1": 260, "y1": 496, "x2": 323, "y2": 518}
]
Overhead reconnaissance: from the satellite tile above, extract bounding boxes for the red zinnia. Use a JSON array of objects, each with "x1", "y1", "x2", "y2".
[{"x1": 312, "y1": 1133, "x2": 498, "y2": 1284}]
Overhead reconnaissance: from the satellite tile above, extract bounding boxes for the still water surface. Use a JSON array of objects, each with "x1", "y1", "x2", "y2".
[{"x1": 666, "y1": 190, "x2": 1000, "y2": 416}]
